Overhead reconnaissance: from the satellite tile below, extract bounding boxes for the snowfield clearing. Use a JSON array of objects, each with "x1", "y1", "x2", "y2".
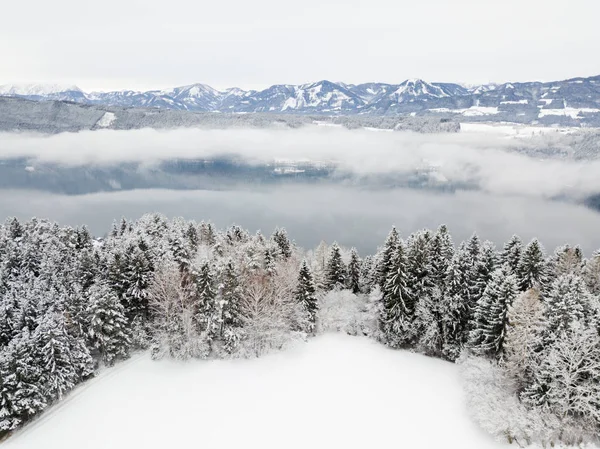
[{"x1": 5, "y1": 334, "x2": 504, "y2": 449}]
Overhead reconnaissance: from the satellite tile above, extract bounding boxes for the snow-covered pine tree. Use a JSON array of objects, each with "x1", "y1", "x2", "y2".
[
  {"x1": 500, "y1": 235, "x2": 523, "y2": 276},
  {"x1": 428, "y1": 224, "x2": 454, "y2": 290},
  {"x1": 583, "y1": 250, "x2": 600, "y2": 295},
  {"x1": 471, "y1": 241, "x2": 498, "y2": 308},
  {"x1": 440, "y1": 245, "x2": 473, "y2": 360},
  {"x1": 295, "y1": 260, "x2": 318, "y2": 333},
  {"x1": 517, "y1": 239, "x2": 548, "y2": 292},
  {"x1": 86, "y1": 282, "x2": 131, "y2": 366},
  {"x1": 219, "y1": 260, "x2": 244, "y2": 354},
  {"x1": 381, "y1": 241, "x2": 415, "y2": 348},
  {"x1": 468, "y1": 267, "x2": 518, "y2": 359},
  {"x1": 550, "y1": 245, "x2": 584, "y2": 279},
  {"x1": 359, "y1": 255, "x2": 376, "y2": 294},
  {"x1": 325, "y1": 242, "x2": 346, "y2": 291},
  {"x1": 271, "y1": 228, "x2": 292, "y2": 260},
  {"x1": 346, "y1": 248, "x2": 361, "y2": 294},
  {"x1": 406, "y1": 230, "x2": 433, "y2": 304},
  {"x1": 194, "y1": 261, "x2": 219, "y2": 351},
  {"x1": 377, "y1": 226, "x2": 399, "y2": 289},
  {"x1": 1, "y1": 331, "x2": 47, "y2": 431},
  {"x1": 542, "y1": 274, "x2": 593, "y2": 344}
]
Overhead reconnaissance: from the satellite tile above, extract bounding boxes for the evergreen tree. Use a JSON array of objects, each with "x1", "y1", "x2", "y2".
[
  {"x1": 428, "y1": 224, "x2": 454, "y2": 288},
  {"x1": 86, "y1": 282, "x2": 131, "y2": 366},
  {"x1": 440, "y1": 247, "x2": 472, "y2": 360},
  {"x1": 359, "y1": 255, "x2": 376, "y2": 294},
  {"x1": 471, "y1": 241, "x2": 497, "y2": 305},
  {"x1": 550, "y1": 244, "x2": 584, "y2": 278},
  {"x1": 346, "y1": 248, "x2": 361, "y2": 294},
  {"x1": 271, "y1": 228, "x2": 292, "y2": 260},
  {"x1": 517, "y1": 239, "x2": 548, "y2": 292},
  {"x1": 377, "y1": 227, "x2": 399, "y2": 289},
  {"x1": 542, "y1": 274, "x2": 593, "y2": 344},
  {"x1": 33, "y1": 313, "x2": 94, "y2": 401},
  {"x1": 584, "y1": 250, "x2": 600, "y2": 295},
  {"x1": 295, "y1": 260, "x2": 318, "y2": 333},
  {"x1": 500, "y1": 235, "x2": 523, "y2": 276},
  {"x1": 406, "y1": 230, "x2": 433, "y2": 303},
  {"x1": 219, "y1": 260, "x2": 244, "y2": 354},
  {"x1": 195, "y1": 261, "x2": 218, "y2": 342},
  {"x1": 325, "y1": 243, "x2": 346, "y2": 291},
  {"x1": 468, "y1": 268, "x2": 518, "y2": 359},
  {"x1": 381, "y1": 242, "x2": 415, "y2": 348}
]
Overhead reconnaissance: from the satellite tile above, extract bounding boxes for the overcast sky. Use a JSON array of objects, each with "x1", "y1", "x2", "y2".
[{"x1": 2, "y1": 0, "x2": 599, "y2": 91}]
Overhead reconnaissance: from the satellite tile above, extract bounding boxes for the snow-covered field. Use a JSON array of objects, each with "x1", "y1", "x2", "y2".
[{"x1": 5, "y1": 334, "x2": 504, "y2": 449}]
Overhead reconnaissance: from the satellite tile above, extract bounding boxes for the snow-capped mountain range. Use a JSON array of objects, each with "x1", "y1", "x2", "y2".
[{"x1": 2, "y1": 75, "x2": 600, "y2": 125}]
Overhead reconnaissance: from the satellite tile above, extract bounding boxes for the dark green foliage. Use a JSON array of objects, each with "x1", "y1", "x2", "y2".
[{"x1": 325, "y1": 242, "x2": 346, "y2": 290}]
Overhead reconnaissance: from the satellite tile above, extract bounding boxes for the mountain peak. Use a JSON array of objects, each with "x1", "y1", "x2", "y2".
[{"x1": 0, "y1": 83, "x2": 82, "y2": 96}]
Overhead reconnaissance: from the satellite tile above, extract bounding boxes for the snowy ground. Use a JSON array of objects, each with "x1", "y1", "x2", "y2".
[{"x1": 5, "y1": 334, "x2": 506, "y2": 449}]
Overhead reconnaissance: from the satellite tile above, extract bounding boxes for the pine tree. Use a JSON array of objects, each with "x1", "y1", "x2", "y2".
[
  {"x1": 471, "y1": 241, "x2": 497, "y2": 306},
  {"x1": 517, "y1": 239, "x2": 548, "y2": 292},
  {"x1": 195, "y1": 261, "x2": 218, "y2": 342},
  {"x1": 406, "y1": 230, "x2": 433, "y2": 303},
  {"x1": 500, "y1": 235, "x2": 523, "y2": 276},
  {"x1": 346, "y1": 248, "x2": 361, "y2": 294},
  {"x1": 33, "y1": 313, "x2": 94, "y2": 401},
  {"x1": 2, "y1": 331, "x2": 47, "y2": 429},
  {"x1": 359, "y1": 255, "x2": 376, "y2": 294},
  {"x1": 428, "y1": 224, "x2": 454, "y2": 289},
  {"x1": 550, "y1": 245, "x2": 584, "y2": 278},
  {"x1": 440, "y1": 247, "x2": 472, "y2": 360},
  {"x1": 271, "y1": 228, "x2": 292, "y2": 260},
  {"x1": 584, "y1": 250, "x2": 600, "y2": 295},
  {"x1": 325, "y1": 243, "x2": 346, "y2": 291},
  {"x1": 377, "y1": 227, "x2": 399, "y2": 289},
  {"x1": 468, "y1": 268, "x2": 518, "y2": 359},
  {"x1": 542, "y1": 274, "x2": 593, "y2": 344},
  {"x1": 295, "y1": 260, "x2": 318, "y2": 333},
  {"x1": 381, "y1": 242, "x2": 415, "y2": 348},
  {"x1": 86, "y1": 282, "x2": 131, "y2": 366},
  {"x1": 219, "y1": 260, "x2": 244, "y2": 354}
]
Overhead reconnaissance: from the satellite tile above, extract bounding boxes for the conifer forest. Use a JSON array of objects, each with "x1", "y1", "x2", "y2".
[{"x1": 1, "y1": 214, "x2": 600, "y2": 445}]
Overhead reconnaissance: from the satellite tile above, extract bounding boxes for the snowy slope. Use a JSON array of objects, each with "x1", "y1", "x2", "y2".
[{"x1": 5, "y1": 334, "x2": 505, "y2": 449}]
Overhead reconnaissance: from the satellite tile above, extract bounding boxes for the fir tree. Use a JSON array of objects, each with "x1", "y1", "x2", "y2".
[
  {"x1": 295, "y1": 260, "x2": 318, "y2": 333},
  {"x1": 271, "y1": 228, "x2": 292, "y2": 260},
  {"x1": 406, "y1": 230, "x2": 433, "y2": 303},
  {"x1": 377, "y1": 227, "x2": 399, "y2": 289},
  {"x1": 440, "y1": 247, "x2": 473, "y2": 360},
  {"x1": 500, "y1": 235, "x2": 523, "y2": 276},
  {"x1": 325, "y1": 242, "x2": 346, "y2": 290},
  {"x1": 381, "y1": 242, "x2": 415, "y2": 348},
  {"x1": 468, "y1": 268, "x2": 518, "y2": 359},
  {"x1": 195, "y1": 261, "x2": 218, "y2": 342},
  {"x1": 517, "y1": 239, "x2": 547, "y2": 292},
  {"x1": 219, "y1": 260, "x2": 244, "y2": 354},
  {"x1": 346, "y1": 248, "x2": 361, "y2": 294},
  {"x1": 428, "y1": 224, "x2": 454, "y2": 288},
  {"x1": 86, "y1": 282, "x2": 131, "y2": 366}
]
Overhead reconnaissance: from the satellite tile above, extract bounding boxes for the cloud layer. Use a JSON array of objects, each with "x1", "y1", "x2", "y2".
[{"x1": 1, "y1": 127, "x2": 598, "y2": 199}]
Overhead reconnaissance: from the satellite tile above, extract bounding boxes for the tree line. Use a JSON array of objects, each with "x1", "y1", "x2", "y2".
[{"x1": 0, "y1": 215, "x2": 599, "y2": 445}]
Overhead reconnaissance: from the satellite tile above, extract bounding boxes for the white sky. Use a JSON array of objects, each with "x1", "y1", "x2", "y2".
[{"x1": 2, "y1": 0, "x2": 599, "y2": 91}]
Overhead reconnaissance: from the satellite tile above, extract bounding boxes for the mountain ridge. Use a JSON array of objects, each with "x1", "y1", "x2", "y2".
[{"x1": 2, "y1": 75, "x2": 600, "y2": 126}]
